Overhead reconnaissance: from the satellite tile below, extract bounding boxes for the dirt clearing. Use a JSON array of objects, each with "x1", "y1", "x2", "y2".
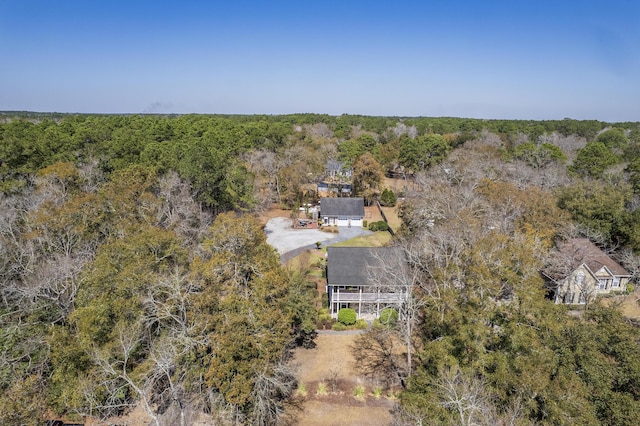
[{"x1": 289, "y1": 333, "x2": 395, "y2": 425}]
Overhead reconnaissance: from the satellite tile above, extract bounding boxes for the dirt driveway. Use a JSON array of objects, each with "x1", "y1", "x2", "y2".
[{"x1": 265, "y1": 217, "x2": 373, "y2": 260}]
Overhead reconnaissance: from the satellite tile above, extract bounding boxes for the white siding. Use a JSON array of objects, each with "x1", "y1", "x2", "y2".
[
  {"x1": 349, "y1": 217, "x2": 363, "y2": 227},
  {"x1": 324, "y1": 216, "x2": 364, "y2": 227}
]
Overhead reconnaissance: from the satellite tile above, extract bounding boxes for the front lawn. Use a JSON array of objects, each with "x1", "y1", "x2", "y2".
[
  {"x1": 381, "y1": 205, "x2": 403, "y2": 231},
  {"x1": 331, "y1": 231, "x2": 392, "y2": 247}
]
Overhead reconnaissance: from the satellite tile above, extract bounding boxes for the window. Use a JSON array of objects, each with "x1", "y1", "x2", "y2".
[
  {"x1": 564, "y1": 292, "x2": 574, "y2": 304},
  {"x1": 613, "y1": 277, "x2": 621, "y2": 288},
  {"x1": 598, "y1": 279, "x2": 607, "y2": 290}
]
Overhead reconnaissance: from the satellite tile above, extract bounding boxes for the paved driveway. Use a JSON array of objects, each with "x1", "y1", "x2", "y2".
[{"x1": 264, "y1": 217, "x2": 373, "y2": 262}]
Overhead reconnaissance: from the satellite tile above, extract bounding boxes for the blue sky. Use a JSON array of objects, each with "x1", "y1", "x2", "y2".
[{"x1": 1, "y1": 0, "x2": 639, "y2": 121}]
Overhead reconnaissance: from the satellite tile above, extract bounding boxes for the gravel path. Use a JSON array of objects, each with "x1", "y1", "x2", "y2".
[{"x1": 264, "y1": 217, "x2": 373, "y2": 262}]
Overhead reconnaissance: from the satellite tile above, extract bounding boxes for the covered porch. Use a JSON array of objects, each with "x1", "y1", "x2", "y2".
[{"x1": 328, "y1": 286, "x2": 405, "y2": 319}]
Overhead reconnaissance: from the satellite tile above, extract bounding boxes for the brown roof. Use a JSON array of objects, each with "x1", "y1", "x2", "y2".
[{"x1": 558, "y1": 238, "x2": 629, "y2": 277}]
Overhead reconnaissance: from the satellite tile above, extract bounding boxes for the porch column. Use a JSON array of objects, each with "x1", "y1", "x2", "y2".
[{"x1": 328, "y1": 285, "x2": 333, "y2": 316}]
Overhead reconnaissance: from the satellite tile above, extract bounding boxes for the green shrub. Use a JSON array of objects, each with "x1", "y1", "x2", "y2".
[
  {"x1": 317, "y1": 310, "x2": 334, "y2": 329},
  {"x1": 295, "y1": 382, "x2": 308, "y2": 397},
  {"x1": 318, "y1": 312, "x2": 331, "y2": 322},
  {"x1": 380, "y1": 188, "x2": 397, "y2": 206},
  {"x1": 379, "y1": 308, "x2": 398, "y2": 325},
  {"x1": 316, "y1": 381, "x2": 328, "y2": 396},
  {"x1": 338, "y1": 308, "x2": 357, "y2": 325},
  {"x1": 315, "y1": 257, "x2": 327, "y2": 268},
  {"x1": 355, "y1": 319, "x2": 368, "y2": 329},
  {"x1": 353, "y1": 385, "x2": 366, "y2": 401},
  {"x1": 317, "y1": 308, "x2": 333, "y2": 329},
  {"x1": 321, "y1": 292, "x2": 329, "y2": 309},
  {"x1": 368, "y1": 221, "x2": 389, "y2": 232},
  {"x1": 362, "y1": 219, "x2": 368, "y2": 228},
  {"x1": 331, "y1": 322, "x2": 347, "y2": 331},
  {"x1": 372, "y1": 386, "x2": 383, "y2": 399}
]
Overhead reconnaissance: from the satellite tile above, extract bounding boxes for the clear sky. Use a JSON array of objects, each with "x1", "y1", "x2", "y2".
[{"x1": 1, "y1": 0, "x2": 639, "y2": 121}]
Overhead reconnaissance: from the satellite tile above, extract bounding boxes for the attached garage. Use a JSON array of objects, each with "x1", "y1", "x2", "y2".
[{"x1": 320, "y1": 198, "x2": 364, "y2": 227}]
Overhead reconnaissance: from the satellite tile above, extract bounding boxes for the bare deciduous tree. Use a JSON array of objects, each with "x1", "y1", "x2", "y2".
[
  {"x1": 90, "y1": 322, "x2": 160, "y2": 426},
  {"x1": 435, "y1": 368, "x2": 493, "y2": 426},
  {"x1": 353, "y1": 327, "x2": 407, "y2": 388},
  {"x1": 157, "y1": 171, "x2": 213, "y2": 244},
  {"x1": 251, "y1": 362, "x2": 297, "y2": 425},
  {"x1": 368, "y1": 247, "x2": 422, "y2": 377}
]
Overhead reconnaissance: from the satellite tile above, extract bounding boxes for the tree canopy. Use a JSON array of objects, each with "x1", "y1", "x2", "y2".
[{"x1": 3, "y1": 112, "x2": 640, "y2": 424}]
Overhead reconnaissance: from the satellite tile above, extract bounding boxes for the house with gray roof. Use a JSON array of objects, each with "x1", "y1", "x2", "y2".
[
  {"x1": 550, "y1": 238, "x2": 631, "y2": 304},
  {"x1": 326, "y1": 246, "x2": 407, "y2": 318},
  {"x1": 319, "y1": 197, "x2": 364, "y2": 227},
  {"x1": 317, "y1": 160, "x2": 353, "y2": 195}
]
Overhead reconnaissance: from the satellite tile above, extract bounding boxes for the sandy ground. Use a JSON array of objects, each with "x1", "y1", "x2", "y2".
[
  {"x1": 289, "y1": 334, "x2": 395, "y2": 426},
  {"x1": 295, "y1": 400, "x2": 393, "y2": 426},
  {"x1": 294, "y1": 334, "x2": 359, "y2": 383}
]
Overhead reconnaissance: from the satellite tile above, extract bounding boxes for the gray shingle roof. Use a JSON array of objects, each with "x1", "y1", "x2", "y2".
[
  {"x1": 320, "y1": 197, "x2": 364, "y2": 217},
  {"x1": 327, "y1": 247, "x2": 404, "y2": 286},
  {"x1": 326, "y1": 159, "x2": 346, "y2": 172}
]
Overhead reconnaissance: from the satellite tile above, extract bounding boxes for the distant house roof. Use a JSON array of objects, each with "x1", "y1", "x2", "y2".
[
  {"x1": 558, "y1": 238, "x2": 630, "y2": 277},
  {"x1": 320, "y1": 197, "x2": 364, "y2": 217},
  {"x1": 327, "y1": 247, "x2": 404, "y2": 286},
  {"x1": 326, "y1": 159, "x2": 346, "y2": 172}
]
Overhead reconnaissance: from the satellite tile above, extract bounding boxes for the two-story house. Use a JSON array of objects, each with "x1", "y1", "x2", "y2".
[
  {"x1": 317, "y1": 159, "x2": 352, "y2": 196},
  {"x1": 326, "y1": 246, "x2": 407, "y2": 319}
]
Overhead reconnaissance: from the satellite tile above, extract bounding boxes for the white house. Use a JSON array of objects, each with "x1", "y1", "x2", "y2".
[{"x1": 319, "y1": 197, "x2": 364, "y2": 227}]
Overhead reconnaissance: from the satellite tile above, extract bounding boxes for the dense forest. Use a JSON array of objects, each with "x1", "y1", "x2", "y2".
[{"x1": 2, "y1": 112, "x2": 640, "y2": 424}]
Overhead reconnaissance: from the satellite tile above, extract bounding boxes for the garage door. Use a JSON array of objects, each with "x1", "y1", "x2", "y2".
[{"x1": 350, "y1": 218, "x2": 363, "y2": 227}]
